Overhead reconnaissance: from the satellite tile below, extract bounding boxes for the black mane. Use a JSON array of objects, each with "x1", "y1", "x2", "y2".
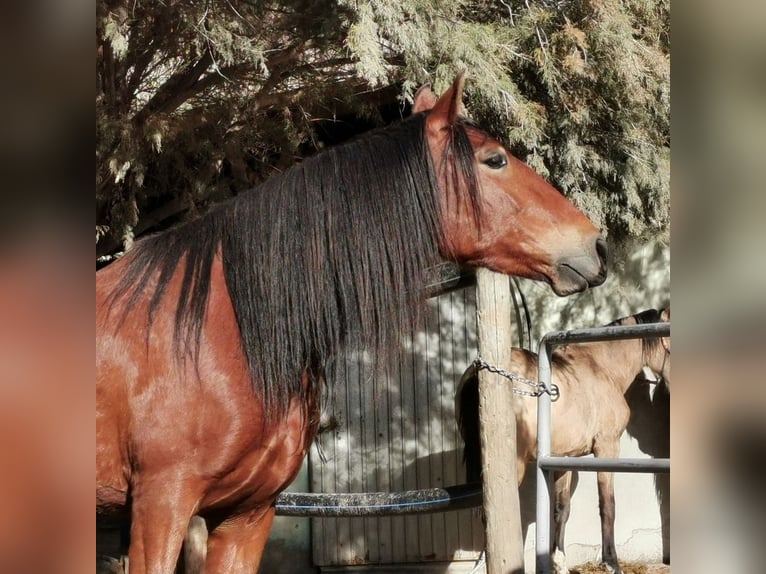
[
  {"x1": 107, "y1": 113, "x2": 482, "y2": 417},
  {"x1": 611, "y1": 308, "x2": 665, "y2": 363}
]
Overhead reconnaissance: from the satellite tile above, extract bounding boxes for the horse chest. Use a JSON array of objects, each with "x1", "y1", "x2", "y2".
[
  {"x1": 96, "y1": 333, "x2": 138, "y2": 498},
  {"x1": 549, "y1": 386, "x2": 627, "y2": 455},
  {"x1": 199, "y1": 399, "x2": 318, "y2": 514}
]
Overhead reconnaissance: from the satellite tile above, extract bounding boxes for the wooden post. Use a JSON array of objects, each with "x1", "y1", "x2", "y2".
[{"x1": 475, "y1": 268, "x2": 524, "y2": 574}]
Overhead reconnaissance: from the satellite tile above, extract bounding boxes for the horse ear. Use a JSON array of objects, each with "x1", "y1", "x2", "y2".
[
  {"x1": 412, "y1": 85, "x2": 437, "y2": 113},
  {"x1": 425, "y1": 73, "x2": 468, "y2": 129}
]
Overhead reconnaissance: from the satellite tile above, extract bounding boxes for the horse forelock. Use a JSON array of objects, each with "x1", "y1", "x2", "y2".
[{"x1": 105, "y1": 113, "x2": 483, "y2": 419}]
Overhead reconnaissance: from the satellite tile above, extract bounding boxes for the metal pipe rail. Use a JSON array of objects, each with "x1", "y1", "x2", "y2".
[
  {"x1": 535, "y1": 321, "x2": 670, "y2": 574},
  {"x1": 539, "y1": 456, "x2": 670, "y2": 473},
  {"x1": 274, "y1": 482, "x2": 483, "y2": 517}
]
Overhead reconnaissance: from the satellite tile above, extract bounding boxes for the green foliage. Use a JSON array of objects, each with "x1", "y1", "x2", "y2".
[{"x1": 96, "y1": 0, "x2": 669, "y2": 259}]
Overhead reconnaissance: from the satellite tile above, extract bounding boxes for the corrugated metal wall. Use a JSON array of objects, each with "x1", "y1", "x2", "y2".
[{"x1": 311, "y1": 288, "x2": 485, "y2": 567}]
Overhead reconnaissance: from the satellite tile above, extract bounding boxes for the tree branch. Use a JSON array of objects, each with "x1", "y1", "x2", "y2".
[{"x1": 131, "y1": 51, "x2": 214, "y2": 125}]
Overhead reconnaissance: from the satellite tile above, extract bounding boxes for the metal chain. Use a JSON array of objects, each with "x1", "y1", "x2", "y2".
[{"x1": 472, "y1": 356, "x2": 560, "y2": 401}]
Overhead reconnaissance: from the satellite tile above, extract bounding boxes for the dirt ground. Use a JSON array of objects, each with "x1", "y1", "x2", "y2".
[
  {"x1": 97, "y1": 556, "x2": 671, "y2": 574},
  {"x1": 570, "y1": 562, "x2": 670, "y2": 574}
]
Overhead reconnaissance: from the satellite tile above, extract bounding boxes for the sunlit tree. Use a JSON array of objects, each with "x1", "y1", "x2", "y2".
[{"x1": 97, "y1": 0, "x2": 669, "y2": 261}]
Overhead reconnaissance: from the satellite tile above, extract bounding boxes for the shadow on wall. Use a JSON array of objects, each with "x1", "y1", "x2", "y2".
[
  {"x1": 310, "y1": 286, "x2": 484, "y2": 568},
  {"x1": 625, "y1": 376, "x2": 670, "y2": 564},
  {"x1": 310, "y1": 447, "x2": 486, "y2": 568}
]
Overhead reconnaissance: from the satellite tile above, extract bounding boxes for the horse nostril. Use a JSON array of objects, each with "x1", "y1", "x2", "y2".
[{"x1": 595, "y1": 238, "x2": 608, "y2": 267}]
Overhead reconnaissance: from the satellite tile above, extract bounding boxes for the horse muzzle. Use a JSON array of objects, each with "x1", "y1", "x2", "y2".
[{"x1": 550, "y1": 238, "x2": 608, "y2": 296}]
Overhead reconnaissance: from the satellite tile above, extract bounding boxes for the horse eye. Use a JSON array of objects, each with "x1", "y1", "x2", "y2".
[{"x1": 483, "y1": 153, "x2": 507, "y2": 169}]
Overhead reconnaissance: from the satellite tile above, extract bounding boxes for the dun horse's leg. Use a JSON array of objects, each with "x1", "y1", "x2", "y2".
[
  {"x1": 205, "y1": 506, "x2": 275, "y2": 574},
  {"x1": 128, "y1": 477, "x2": 201, "y2": 574},
  {"x1": 594, "y1": 441, "x2": 622, "y2": 574},
  {"x1": 551, "y1": 471, "x2": 576, "y2": 574},
  {"x1": 656, "y1": 473, "x2": 670, "y2": 564},
  {"x1": 181, "y1": 516, "x2": 208, "y2": 574}
]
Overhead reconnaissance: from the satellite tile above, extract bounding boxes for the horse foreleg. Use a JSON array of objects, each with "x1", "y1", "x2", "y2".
[
  {"x1": 128, "y1": 477, "x2": 201, "y2": 574},
  {"x1": 594, "y1": 441, "x2": 622, "y2": 574},
  {"x1": 551, "y1": 471, "x2": 577, "y2": 574},
  {"x1": 205, "y1": 506, "x2": 275, "y2": 574}
]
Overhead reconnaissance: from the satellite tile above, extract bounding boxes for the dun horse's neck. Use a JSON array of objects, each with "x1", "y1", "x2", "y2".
[{"x1": 566, "y1": 337, "x2": 647, "y2": 394}]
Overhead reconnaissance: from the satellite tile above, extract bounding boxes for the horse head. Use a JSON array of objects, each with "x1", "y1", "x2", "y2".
[{"x1": 414, "y1": 74, "x2": 607, "y2": 296}]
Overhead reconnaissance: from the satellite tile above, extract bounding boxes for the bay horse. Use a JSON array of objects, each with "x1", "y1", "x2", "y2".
[
  {"x1": 456, "y1": 308, "x2": 670, "y2": 574},
  {"x1": 96, "y1": 75, "x2": 607, "y2": 574}
]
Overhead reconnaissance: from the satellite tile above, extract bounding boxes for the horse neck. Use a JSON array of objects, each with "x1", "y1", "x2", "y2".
[
  {"x1": 643, "y1": 338, "x2": 669, "y2": 379},
  {"x1": 578, "y1": 337, "x2": 647, "y2": 394}
]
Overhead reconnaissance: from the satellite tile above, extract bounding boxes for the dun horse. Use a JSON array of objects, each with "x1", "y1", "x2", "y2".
[
  {"x1": 456, "y1": 308, "x2": 670, "y2": 574},
  {"x1": 96, "y1": 75, "x2": 607, "y2": 574}
]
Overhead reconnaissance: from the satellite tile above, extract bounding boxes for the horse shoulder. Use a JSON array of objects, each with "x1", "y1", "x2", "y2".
[
  {"x1": 507, "y1": 348, "x2": 539, "y2": 460},
  {"x1": 511, "y1": 348, "x2": 538, "y2": 378},
  {"x1": 198, "y1": 393, "x2": 318, "y2": 513},
  {"x1": 548, "y1": 355, "x2": 614, "y2": 456}
]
